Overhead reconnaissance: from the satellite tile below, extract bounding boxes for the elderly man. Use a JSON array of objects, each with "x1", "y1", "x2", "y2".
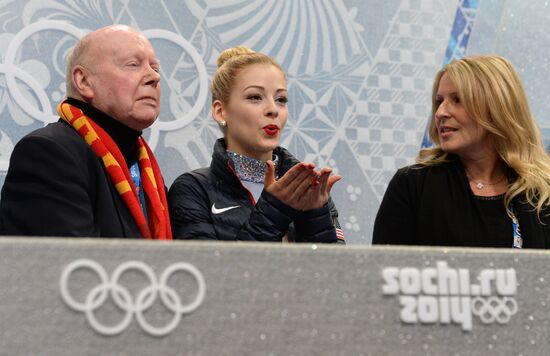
[{"x1": 0, "y1": 25, "x2": 171, "y2": 239}]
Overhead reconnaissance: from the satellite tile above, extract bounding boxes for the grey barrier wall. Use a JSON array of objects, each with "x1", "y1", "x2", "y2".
[{"x1": 0, "y1": 237, "x2": 548, "y2": 355}]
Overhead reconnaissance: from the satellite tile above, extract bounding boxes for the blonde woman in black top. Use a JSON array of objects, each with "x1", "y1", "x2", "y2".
[
  {"x1": 373, "y1": 55, "x2": 550, "y2": 248},
  {"x1": 169, "y1": 47, "x2": 345, "y2": 243}
]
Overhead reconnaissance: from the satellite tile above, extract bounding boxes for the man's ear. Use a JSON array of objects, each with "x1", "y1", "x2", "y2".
[
  {"x1": 72, "y1": 65, "x2": 94, "y2": 100},
  {"x1": 212, "y1": 99, "x2": 226, "y2": 124}
]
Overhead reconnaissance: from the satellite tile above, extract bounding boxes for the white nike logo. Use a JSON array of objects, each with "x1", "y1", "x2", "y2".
[{"x1": 211, "y1": 203, "x2": 240, "y2": 215}]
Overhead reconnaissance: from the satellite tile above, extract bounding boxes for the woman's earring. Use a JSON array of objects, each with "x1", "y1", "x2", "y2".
[{"x1": 219, "y1": 120, "x2": 227, "y2": 127}]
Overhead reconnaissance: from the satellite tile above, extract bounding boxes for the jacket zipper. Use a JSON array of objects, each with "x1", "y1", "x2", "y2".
[{"x1": 227, "y1": 162, "x2": 256, "y2": 206}]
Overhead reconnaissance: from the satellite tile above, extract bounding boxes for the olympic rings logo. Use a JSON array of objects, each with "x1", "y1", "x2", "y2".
[
  {"x1": 60, "y1": 259, "x2": 206, "y2": 337},
  {"x1": 471, "y1": 296, "x2": 518, "y2": 324}
]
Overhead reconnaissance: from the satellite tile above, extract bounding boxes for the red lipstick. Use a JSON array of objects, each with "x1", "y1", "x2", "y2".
[{"x1": 263, "y1": 124, "x2": 279, "y2": 136}]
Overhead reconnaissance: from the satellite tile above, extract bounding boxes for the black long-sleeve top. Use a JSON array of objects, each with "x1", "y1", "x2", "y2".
[{"x1": 373, "y1": 157, "x2": 550, "y2": 248}]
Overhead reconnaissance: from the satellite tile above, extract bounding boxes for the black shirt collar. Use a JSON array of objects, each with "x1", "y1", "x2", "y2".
[{"x1": 64, "y1": 97, "x2": 142, "y2": 165}]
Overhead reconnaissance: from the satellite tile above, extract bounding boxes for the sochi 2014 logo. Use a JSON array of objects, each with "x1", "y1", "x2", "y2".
[{"x1": 382, "y1": 261, "x2": 517, "y2": 331}]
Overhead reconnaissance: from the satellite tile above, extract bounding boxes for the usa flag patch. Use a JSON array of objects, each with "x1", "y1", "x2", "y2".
[{"x1": 336, "y1": 228, "x2": 345, "y2": 241}]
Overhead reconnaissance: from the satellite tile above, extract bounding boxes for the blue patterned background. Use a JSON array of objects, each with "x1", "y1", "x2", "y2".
[{"x1": 1, "y1": 0, "x2": 544, "y2": 244}]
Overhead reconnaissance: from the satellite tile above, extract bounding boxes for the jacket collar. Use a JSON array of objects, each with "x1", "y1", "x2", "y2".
[{"x1": 210, "y1": 138, "x2": 300, "y2": 185}]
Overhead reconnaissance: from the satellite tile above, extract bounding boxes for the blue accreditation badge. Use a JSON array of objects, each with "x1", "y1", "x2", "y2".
[{"x1": 130, "y1": 161, "x2": 148, "y2": 223}]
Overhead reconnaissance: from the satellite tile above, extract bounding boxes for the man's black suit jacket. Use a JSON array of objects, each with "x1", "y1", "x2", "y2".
[{"x1": 0, "y1": 120, "x2": 142, "y2": 238}]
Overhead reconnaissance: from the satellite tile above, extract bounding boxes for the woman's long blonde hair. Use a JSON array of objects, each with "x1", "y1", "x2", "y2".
[{"x1": 420, "y1": 55, "x2": 550, "y2": 216}]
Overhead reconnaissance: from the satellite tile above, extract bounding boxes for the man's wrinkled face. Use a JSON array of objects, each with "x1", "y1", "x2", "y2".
[{"x1": 85, "y1": 27, "x2": 161, "y2": 131}]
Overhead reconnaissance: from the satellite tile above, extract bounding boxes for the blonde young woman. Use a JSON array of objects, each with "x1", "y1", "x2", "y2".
[
  {"x1": 168, "y1": 47, "x2": 345, "y2": 243},
  {"x1": 373, "y1": 55, "x2": 550, "y2": 248}
]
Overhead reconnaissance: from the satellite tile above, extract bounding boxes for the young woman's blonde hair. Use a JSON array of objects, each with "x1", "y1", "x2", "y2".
[
  {"x1": 419, "y1": 55, "x2": 550, "y2": 216},
  {"x1": 211, "y1": 46, "x2": 285, "y2": 105}
]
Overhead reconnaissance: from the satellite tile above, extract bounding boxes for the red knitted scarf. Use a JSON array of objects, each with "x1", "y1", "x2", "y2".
[{"x1": 58, "y1": 101, "x2": 172, "y2": 240}]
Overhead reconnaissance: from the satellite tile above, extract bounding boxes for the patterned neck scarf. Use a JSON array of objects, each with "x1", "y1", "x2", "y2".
[
  {"x1": 58, "y1": 100, "x2": 172, "y2": 240},
  {"x1": 227, "y1": 151, "x2": 279, "y2": 183}
]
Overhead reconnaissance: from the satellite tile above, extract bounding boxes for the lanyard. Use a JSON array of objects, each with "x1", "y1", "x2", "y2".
[
  {"x1": 510, "y1": 204, "x2": 522, "y2": 248},
  {"x1": 130, "y1": 161, "x2": 148, "y2": 223}
]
